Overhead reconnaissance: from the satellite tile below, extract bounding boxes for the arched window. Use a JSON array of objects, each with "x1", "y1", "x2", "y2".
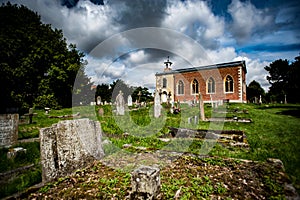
[
  {"x1": 225, "y1": 75, "x2": 234, "y2": 93},
  {"x1": 162, "y1": 78, "x2": 167, "y2": 88},
  {"x1": 191, "y1": 79, "x2": 199, "y2": 94},
  {"x1": 177, "y1": 80, "x2": 184, "y2": 95},
  {"x1": 207, "y1": 77, "x2": 215, "y2": 94}
]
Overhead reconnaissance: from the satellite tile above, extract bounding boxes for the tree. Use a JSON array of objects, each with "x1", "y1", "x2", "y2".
[
  {"x1": 0, "y1": 3, "x2": 91, "y2": 113},
  {"x1": 264, "y1": 56, "x2": 300, "y2": 103},
  {"x1": 247, "y1": 80, "x2": 265, "y2": 103},
  {"x1": 264, "y1": 59, "x2": 290, "y2": 103},
  {"x1": 95, "y1": 83, "x2": 111, "y2": 103},
  {"x1": 287, "y1": 55, "x2": 300, "y2": 103},
  {"x1": 132, "y1": 86, "x2": 153, "y2": 103},
  {"x1": 110, "y1": 79, "x2": 133, "y2": 103}
]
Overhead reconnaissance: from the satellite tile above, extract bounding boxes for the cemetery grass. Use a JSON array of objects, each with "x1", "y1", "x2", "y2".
[{"x1": 3, "y1": 103, "x2": 300, "y2": 198}]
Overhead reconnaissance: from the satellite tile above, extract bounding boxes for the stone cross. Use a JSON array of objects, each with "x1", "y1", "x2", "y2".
[
  {"x1": 116, "y1": 90, "x2": 125, "y2": 115},
  {"x1": 24, "y1": 108, "x2": 37, "y2": 124}
]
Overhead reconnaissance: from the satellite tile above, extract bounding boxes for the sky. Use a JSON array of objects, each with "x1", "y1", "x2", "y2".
[{"x1": 2, "y1": 0, "x2": 300, "y2": 92}]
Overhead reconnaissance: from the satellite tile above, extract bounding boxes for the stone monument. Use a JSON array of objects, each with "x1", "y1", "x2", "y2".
[
  {"x1": 96, "y1": 96, "x2": 101, "y2": 105},
  {"x1": 116, "y1": 90, "x2": 125, "y2": 115},
  {"x1": 40, "y1": 118, "x2": 104, "y2": 182},
  {"x1": 0, "y1": 114, "x2": 18, "y2": 147},
  {"x1": 128, "y1": 95, "x2": 133, "y2": 106},
  {"x1": 154, "y1": 91, "x2": 161, "y2": 118},
  {"x1": 130, "y1": 165, "x2": 161, "y2": 199}
]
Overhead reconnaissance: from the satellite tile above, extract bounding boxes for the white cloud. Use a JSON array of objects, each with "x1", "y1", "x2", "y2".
[
  {"x1": 206, "y1": 47, "x2": 237, "y2": 64},
  {"x1": 4, "y1": 0, "x2": 297, "y2": 93},
  {"x1": 233, "y1": 56, "x2": 270, "y2": 91},
  {"x1": 163, "y1": 0, "x2": 225, "y2": 49},
  {"x1": 228, "y1": 0, "x2": 274, "y2": 44},
  {"x1": 8, "y1": 0, "x2": 121, "y2": 52},
  {"x1": 127, "y1": 50, "x2": 149, "y2": 65}
]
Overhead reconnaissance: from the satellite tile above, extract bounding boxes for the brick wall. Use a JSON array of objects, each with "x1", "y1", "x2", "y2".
[
  {"x1": 173, "y1": 66, "x2": 244, "y2": 102},
  {"x1": 156, "y1": 61, "x2": 247, "y2": 103}
]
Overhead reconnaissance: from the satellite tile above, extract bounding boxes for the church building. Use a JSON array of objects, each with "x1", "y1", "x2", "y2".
[{"x1": 155, "y1": 58, "x2": 247, "y2": 103}]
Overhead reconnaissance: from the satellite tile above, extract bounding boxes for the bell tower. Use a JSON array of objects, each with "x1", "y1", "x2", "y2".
[{"x1": 163, "y1": 56, "x2": 172, "y2": 72}]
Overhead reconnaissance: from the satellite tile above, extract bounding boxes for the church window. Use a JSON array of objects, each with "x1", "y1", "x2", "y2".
[
  {"x1": 191, "y1": 79, "x2": 199, "y2": 94},
  {"x1": 207, "y1": 77, "x2": 215, "y2": 94},
  {"x1": 225, "y1": 75, "x2": 234, "y2": 93},
  {"x1": 177, "y1": 80, "x2": 184, "y2": 95},
  {"x1": 162, "y1": 78, "x2": 167, "y2": 88}
]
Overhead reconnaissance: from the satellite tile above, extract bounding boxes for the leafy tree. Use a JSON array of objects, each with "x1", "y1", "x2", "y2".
[
  {"x1": 95, "y1": 83, "x2": 111, "y2": 103},
  {"x1": 264, "y1": 59, "x2": 290, "y2": 103},
  {"x1": 247, "y1": 80, "x2": 265, "y2": 103},
  {"x1": 132, "y1": 86, "x2": 153, "y2": 103},
  {"x1": 286, "y1": 55, "x2": 300, "y2": 103},
  {"x1": 265, "y1": 56, "x2": 300, "y2": 103},
  {"x1": 95, "y1": 80, "x2": 154, "y2": 103},
  {"x1": 110, "y1": 79, "x2": 133, "y2": 103},
  {"x1": 0, "y1": 3, "x2": 91, "y2": 113}
]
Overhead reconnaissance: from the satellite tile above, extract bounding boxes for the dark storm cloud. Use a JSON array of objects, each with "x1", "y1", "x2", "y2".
[
  {"x1": 1, "y1": 0, "x2": 299, "y2": 90},
  {"x1": 61, "y1": 0, "x2": 104, "y2": 8},
  {"x1": 111, "y1": 0, "x2": 167, "y2": 29}
]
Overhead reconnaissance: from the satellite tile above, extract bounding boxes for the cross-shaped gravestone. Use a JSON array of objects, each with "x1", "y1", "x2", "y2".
[{"x1": 24, "y1": 108, "x2": 38, "y2": 124}]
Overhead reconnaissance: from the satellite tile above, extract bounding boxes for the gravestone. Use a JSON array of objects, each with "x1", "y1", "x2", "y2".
[
  {"x1": 0, "y1": 114, "x2": 18, "y2": 147},
  {"x1": 128, "y1": 95, "x2": 133, "y2": 106},
  {"x1": 96, "y1": 96, "x2": 101, "y2": 105},
  {"x1": 98, "y1": 107, "x2": 104, "y2": 116},
  {"x1": 116, "y1": 90, "x2": 125, "y2": 115},
  {"x1": 194, "y1": 115, "x2": 199, "y2": 124},
  {"x1": 40, "y1": 118, "x2": 104, "y2": 182},
  {"x1": 199, "y1": 93, "x2": 205, "y2": 121},
  {"x1": 154, "y1": 92, "x2": 161, "y2": 118},
  {"x1": 130, "y1": 165, "x2": 160, "y2": 199},
  {"x1": 24, "y1": 108, "x2": 37, "y2": 124}
]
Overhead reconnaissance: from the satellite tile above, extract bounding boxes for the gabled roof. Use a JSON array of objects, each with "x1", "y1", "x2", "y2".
[{"x1": 156, "y1": 60, "x2": 246, "y2": 76}]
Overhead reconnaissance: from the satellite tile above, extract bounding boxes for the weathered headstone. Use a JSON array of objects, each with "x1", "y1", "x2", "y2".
[
  {"x1": 44, "y1": 107, "x2": 50, "y2": 114},
  {"x1": 194, "y1": 115, "x2": 199, "y2": 124},
  {"x1": 24, "y1": 108, "x2": 37, "y2": 124},
  {"x1": 154, "y1": 92, "x2": 161, "y2": 118},
  {"x1": 128, "y1": 95, "x2": 133, "y2": 106},
  {"x1": 116, "y1": 90, "x2": 125, "y2": 115},
  {"x1": 7, "y1": 147, "x2": 26, "y2": 159},
  {"x1": 259, "y1": 95, "x2": 262, "y2": 104},
  {"x1": 96, "y1": 96, "x2": 101, "y2": 105},
  {"x1": 0, "y1": 114, "x2": 18, "y2": 147},
  {"x1": 188, "y1": 117, "x2": 192, "y2": 124},
  {"x1": 199, "y1": 93, "x2": 205, "y2": 121},
  {"x1": 40, "y1": 118, "x2": 104, "y2": 182},
  {"x1": 98, "y1": 107, "x2": 104, "y2": 116},
  {"x1": 130, "y1": 165, "x2": 160, "y2": 200}
]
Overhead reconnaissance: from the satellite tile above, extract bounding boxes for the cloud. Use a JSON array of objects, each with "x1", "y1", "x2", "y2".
[
  {"x1": 162, "y1": 0, "x2": 225, "y2": 49},
  {"x1": 233, "y1": 56, "x2": 270, "y2": 91},
  {"x1": 111, "y1": 0, "x2": 167, "y2": 29},
  {"x1": 2, "y1": 0, "x2": 298, "y2": 92},
  {"x1": 227, "y1": 0, "x2": 275, "y2": 44},
  {"x1": 5, "y1": 0, "x2": 121, "y2": 52}
]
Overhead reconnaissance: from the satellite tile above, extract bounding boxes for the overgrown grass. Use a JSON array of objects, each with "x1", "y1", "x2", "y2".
[
  {"x1": 0, "y1": 167, "x2": 42, "y2": 199},
  {"x1": 2, "y1": 103, "x2": 300, "y2": 197},
  {"x1": 0, "y1": 141, "x2": 40, "y2": 173}
]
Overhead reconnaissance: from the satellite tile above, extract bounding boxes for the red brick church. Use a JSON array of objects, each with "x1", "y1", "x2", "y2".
[{"x1": 155, "y1": 58, "x2": 247, "y2": 103}]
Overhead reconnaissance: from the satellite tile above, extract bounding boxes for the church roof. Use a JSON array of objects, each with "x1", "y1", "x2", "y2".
[{"x1": 156, "y1": 60, "x2": 246, "y2": 76}]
